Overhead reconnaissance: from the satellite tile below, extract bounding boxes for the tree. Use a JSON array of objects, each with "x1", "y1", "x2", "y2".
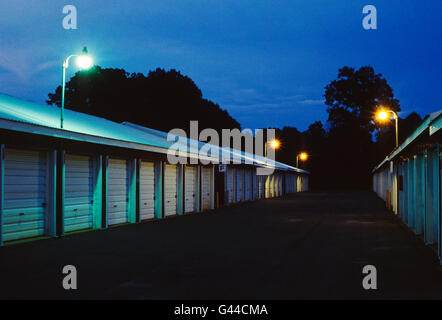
[
  {"x1": 47, "y1": 66, "x2": 240, "y2": 135},
  {"x1": 325, "y1": 66, "x2": 400, "y2": 132},
  {"x1": 322, "y1": 66, "x2": 401, "y2": 189}
]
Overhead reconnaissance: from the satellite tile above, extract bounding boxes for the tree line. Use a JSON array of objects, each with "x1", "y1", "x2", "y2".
[{"x1": 47, "y1": 66, "x2": 423, "y2": 190}]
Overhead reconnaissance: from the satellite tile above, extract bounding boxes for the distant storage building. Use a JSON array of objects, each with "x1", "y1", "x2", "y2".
[
  {"x1": 373, "y1": 111, "x2": 442, "y2": 264},
  {"x1": 0, "y1": 93, "x2": 309, "y2": 245}
]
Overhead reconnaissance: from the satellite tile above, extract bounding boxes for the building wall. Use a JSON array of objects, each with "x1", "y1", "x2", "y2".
[{"x1": 373, "y1": 144, "x2": 441, "y2": 264}]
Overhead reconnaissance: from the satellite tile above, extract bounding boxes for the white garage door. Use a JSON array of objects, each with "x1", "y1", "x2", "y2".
[
  {"x1": 164, "y1": 164, "x2": 177, "y2": 216},
  {"x1": 236, "y1": 168, "x2": 243, "y2": 202},
  {"x1": 265, "y1": 175, "x2": 270, "y2": 198},
  {"x1": 275, "y1": 175, "x2": 280, "y2": 196},
  {"x1": 3, "y1": 149, "x2": 48, "y2": 241},
  {"x1": 64, "y1": 154, "x2": 94, "y2": 232},
  {"x1": 244, "y1": 169, "x2": 251, "y2": 201},
  {"x1": 226, "y1": 167, "x2": 234, "y2": 204},
  {"x1": 140, "y1": 161, "x2": 155, "y2": 220},
  {"x1": 108, "y1": 159, "x2": 129, "y2": 225},
  {"x1": 202, "y1": 167, "x2": 212, "y2": 211},
  {"x1": 184, "y1": 166, "x2": 196, "y2": 213}
]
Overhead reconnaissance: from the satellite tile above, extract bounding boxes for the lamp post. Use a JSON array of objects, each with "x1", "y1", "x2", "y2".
[
  {"x1": 296, "y1": 152, "x2": 308, "y2": 168},
  {"x1": 264, "y1": 139, "x2": 280, "y2": 158},
  {"x1": 61, "y1": 46, "x2": 93, "y2": 128},
  {"x1": 376, "y1": 108, "x2": 399, "y2": 148}
]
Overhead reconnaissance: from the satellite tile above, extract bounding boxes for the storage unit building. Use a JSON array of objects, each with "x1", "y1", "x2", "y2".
[
  {"x1": 0, "y1": 93, "x2": 308, "y2": 246},
  {"x1": 372, "y1": 110, "x2": 442, "y2": 264}
]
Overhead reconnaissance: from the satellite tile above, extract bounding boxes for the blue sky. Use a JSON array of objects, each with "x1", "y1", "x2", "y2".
[{"x1": 0, "y1": 1, "x2": 441, "y2": 131}]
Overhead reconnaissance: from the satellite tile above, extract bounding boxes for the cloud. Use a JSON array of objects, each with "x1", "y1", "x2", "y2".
[{"x1": 299, "y1": 99, "x2": 325, "y2": 105}]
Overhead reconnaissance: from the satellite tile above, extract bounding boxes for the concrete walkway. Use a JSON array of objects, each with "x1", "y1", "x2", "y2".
[{"x1": 0, "y1": 191, "x2": 441, "y2": 299}]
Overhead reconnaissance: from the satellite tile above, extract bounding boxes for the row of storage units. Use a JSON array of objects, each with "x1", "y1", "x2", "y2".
[
  {"x1": 0, "y1": 147, "x2": 216, "y2": 242},
  {"x1": 0, "y1": 93, "x2": 308, "y2": 245},
  {"x1": 224, "y1": 166, "x2": 307, "y2": 205},
  {"x1": 372, "y1": 110, "x2": 442, "y2": 264}
]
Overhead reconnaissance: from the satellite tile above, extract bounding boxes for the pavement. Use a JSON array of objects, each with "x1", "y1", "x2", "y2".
[{"x1": 0, "y1": 191, "x2": 441, "y2": 300}]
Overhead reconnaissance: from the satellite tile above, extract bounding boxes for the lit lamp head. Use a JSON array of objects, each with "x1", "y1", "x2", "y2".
[
  {"x1": 299, "y1": 152, "x2": 308, "y2": 161},
  {"x1": 270, "y1": 139, "x2": 280, "y2": 149},
  {"x1": 377, "y1": 110, "x2": 389, "y2": 121},
  {"x1": 76, "y1": 46, "x2": 93, "y2": 69}
]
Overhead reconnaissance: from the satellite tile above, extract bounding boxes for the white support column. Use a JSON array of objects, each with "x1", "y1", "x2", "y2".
[
  {"x1": 177, "y1": 164, "x2": 184, "y2": 215},
  {"x1": 47, "y1": 149, "x2": 58, "y2": 237},
  {"x1": 154, "y1": 160, "x2": 163, "y2": 219},
  {"x1": 211, "y1": 165, "x2": 215, "y2": 210},
  {"x1": 128, "y1": 158, "x2": 137, "y2": 223},
  {"x1": 196, "y1": 166, "x2": 201, "y2": 212},
  {"x1": 103, "y1": 156, "x2": 109, "y2": 228},
  {"x1": 93, "y1": 155, "x2": 103, "y2": 229}
]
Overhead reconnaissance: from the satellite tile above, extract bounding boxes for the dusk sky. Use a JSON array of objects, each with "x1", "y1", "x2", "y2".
[{"x1": 0, "y1": 1, "x2": 441, "y2": 131}]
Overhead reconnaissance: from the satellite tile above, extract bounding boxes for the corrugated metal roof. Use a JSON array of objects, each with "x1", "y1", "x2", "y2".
[
  {"x1": 0, "y1": 92, "x2": 308, "y2": 174},
  {"x1": 123, "y1": 122, "x2": 309, "y2": 174}
]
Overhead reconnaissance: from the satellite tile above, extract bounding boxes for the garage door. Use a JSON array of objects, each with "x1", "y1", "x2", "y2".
[
  {"x1": 64, "y1": 154, "x2": 94, "y2": 232},
  {"x1": 258, "y1": 175, "x2": 264, "y2": 199},
  {"x1": 236, "y1": 168, "x2": 243, "y2": 202},
  {"x1": 275, "y1": 175, "x2": 280, "y2": 196},
  {"x1": 252, "y1": 171, "x2": 257, "y2": 200},
  {"x1": 140, "y1": 161, "x2": 155, "y2": 220},
  {"x1": 265, "y1": 175, "x2": 271, "y2": 198},
  {"x1": 164, "y1": 164, "x2": 177, "y2": 216},
  {"x1": 3, "y1": 149, "x2": 48, "y2": 241},
  {"x1": 108, "y1": 159, "x2": 129, "y2": 225},
  {"x1": 202, "y1": 167, "x2": 212, "y2": 211},
  {"x1": 244, "y1": 169, "x2": 250, "y2": 201},
  {"x1": 226, "y1": 167, "x2": 234, "y2": 204},
  {"x1": 184, "y1": 166, "x2": 197, "y2": 213}
]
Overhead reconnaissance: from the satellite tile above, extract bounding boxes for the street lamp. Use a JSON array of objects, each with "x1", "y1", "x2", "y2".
[
  {"x1": 296, "y1": 152, "x2": 308, "y2": 167},
  {"x1": 375, "y1": 107, "x2": 399, "y2": 148},
  {"x1": 61, "y1": 46, "x2": 93, "y2": 128},
  {"x1": 264, "y1": 139, "x2": 280, "y2": 158}
]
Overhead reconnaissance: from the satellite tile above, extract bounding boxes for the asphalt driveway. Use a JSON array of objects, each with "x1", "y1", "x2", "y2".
[{"x1": 0, "y1": 191, "x2": 441, "y2": 299}]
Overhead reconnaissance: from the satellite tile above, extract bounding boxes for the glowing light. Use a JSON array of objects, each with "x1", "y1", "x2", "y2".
[
  {"x1": 76, "y1": 46, "x2": 93, "y2": 69},
  {"x1": 270, "y1": 139, "x2": 280, "y2": 149},
  {"x1": 76, "y1": 55, "x2": 93, "y2": 69},
  {"x1": 377, "y1": 110, "x2": 389, "y2": 121},
  {"x1": 299, "y1": 152, "x2": 308, "y2": 161}
]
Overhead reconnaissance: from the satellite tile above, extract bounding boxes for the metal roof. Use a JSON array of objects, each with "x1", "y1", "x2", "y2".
[
  {"x1": 0, "y1": 92, "x2": 308, "y2": 174},
  {"x1": 123, "y1": 122, "x2": 309, "y2": 174}
]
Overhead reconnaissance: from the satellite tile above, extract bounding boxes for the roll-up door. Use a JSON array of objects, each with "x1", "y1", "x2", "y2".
[
  {"x1": 202, "y1": 167, "x2": 212, "y2": 211},
  {"x1": 270, "y1": 175, "x2": 275, "y2": 197},
  {"x1": 244, "y1": 169, "x2": 250, "y2": 201},
  {"x1": 275, "y1": 175, "x2": 279, "y2": 196},
  {"x1": 279, "y1": 175, "x2": 283, "y2": 196},
  {"x1": 265, "y1": 175, "x2": 271, "y2": 198},
  {"x1": 164, "y1": 164, "x2": 177, "y2": 216},
  {"x1": 252, "y1": 171, "x2": 257, "y2": 200},
  {"x1": 108, "y1": 158, "x2": 129, "y2": 225},
  {"x1": 226, "y1": 167, "x2": 234, "y2": 204},
  {"x1": 258, "y1": 175, "x2": 264, "y2": 199},
  {"x1": 236, "y1": 168, "x2": 243, "y2": 202},
  {"x1": 140, "y1": 161, "x2": 155, "y2": 220},
  {"x1": 3, "y1": 149, "x2": 48, "y2": 241},
  {"x1": 184, "y1": 166, "x2": 197, "y2": 213},
  {"x1": 64, "y1": 154, "x2": 94, "y2": 232}
]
